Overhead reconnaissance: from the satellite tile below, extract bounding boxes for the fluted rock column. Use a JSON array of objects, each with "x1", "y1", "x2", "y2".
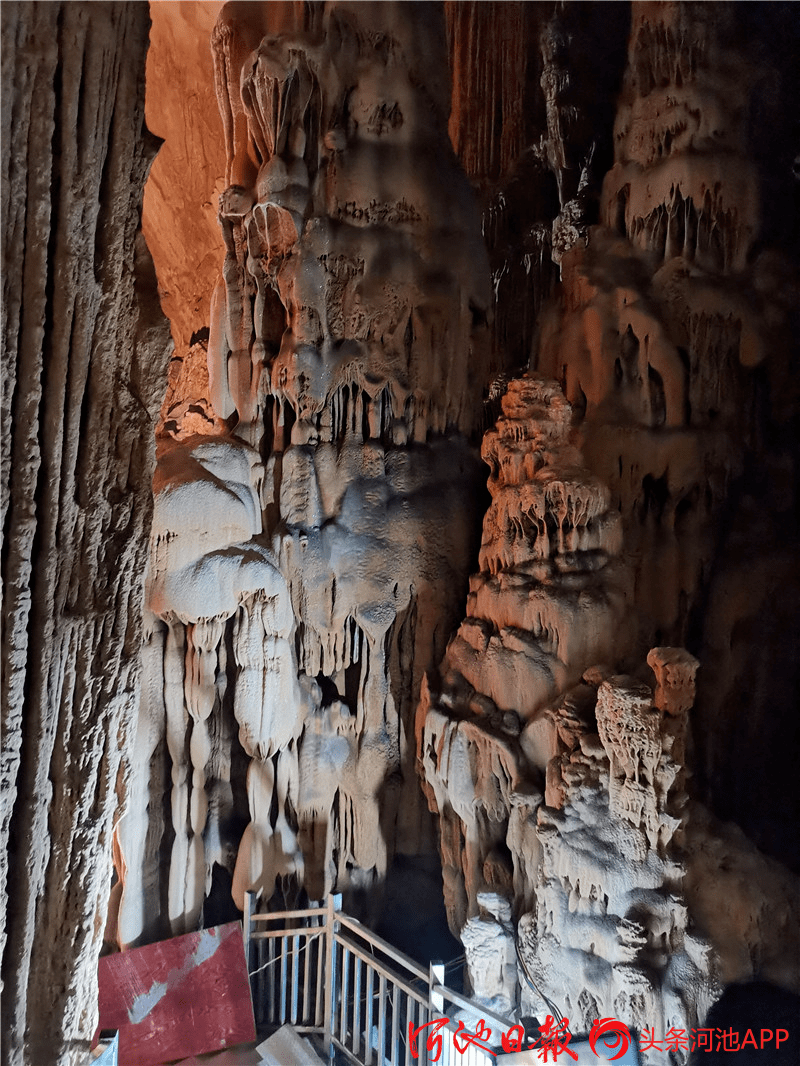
[{"x1": 1, "y1": 4, "x2": 170, "y2": 1063}]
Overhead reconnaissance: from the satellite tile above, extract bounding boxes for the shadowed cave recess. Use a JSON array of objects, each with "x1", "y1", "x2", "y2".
[{"x1": 2, "y1": 2, "x2": 800, "y2": 1064}]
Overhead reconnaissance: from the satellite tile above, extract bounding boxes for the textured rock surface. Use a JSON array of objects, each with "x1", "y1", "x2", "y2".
[
  {"x1": 420, "y1": 621, "x2": 798, "y2": 1061},
  {"x1": 415, "y1": 0, "x2": 800, "y2": 1057},
  {"x1": 532, "y1": 1, "x2": 800, "y2": 868},
  {"x1": 4, "y1": 2, "x2": 799, "y2": 1059},
  {"x1": 417, "y1": 374, "x2": 631, "y2": 925},
  {"x1": 117, "y1": 0, "x2": 496, "y2": 949},
  {"x1": 143, "y1": 1, "x2": 226, "y2": 360},
  {"x1": 516, "y1": 659, "x2": 721, "y2": 1054},
  {"x1": 1, "y1": 3, "x2": 170, "y2": 1063}
]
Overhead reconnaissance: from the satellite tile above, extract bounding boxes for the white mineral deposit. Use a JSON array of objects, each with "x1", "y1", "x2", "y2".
[{"x1": 2, "y1": 3, "x2": 798, "y2": 1065}]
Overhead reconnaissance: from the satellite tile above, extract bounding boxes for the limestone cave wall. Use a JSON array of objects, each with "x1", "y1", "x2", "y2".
[
  {"x1": 1, "y1": 4, "x2": 171, "y2": 1064},
  {"x1": 2, "y1": 3, "x2": 799, "y2": 1064}
]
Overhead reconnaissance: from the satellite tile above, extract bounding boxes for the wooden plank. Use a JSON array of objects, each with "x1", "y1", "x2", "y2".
[
  {"x1": 249, "y1": 907, "x2": 326, "y2": 922},
  {"x1": 96, "y1": 922, "x2": 255, "y2": 1066}
]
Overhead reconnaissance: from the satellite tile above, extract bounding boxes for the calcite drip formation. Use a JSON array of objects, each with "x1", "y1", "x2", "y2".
[
  {"x1": 416, "y1": 377, "x2": 714, "y2": 1048},
  {"x1": 535, "y1": 1, "x2": 783, "y2": 658},
  {"x1": 417, "y1": 374, "x2": 795, "y2": 1057},
  {"x1": 117, "y1": 2, "x2": 494, "y2": 946},
  {"x1": 110, "y1": 5, "x2": 800, "y2": 1064},
  {"x1": 416, "y1": 5, "x2": 799, "y2": 1061}
]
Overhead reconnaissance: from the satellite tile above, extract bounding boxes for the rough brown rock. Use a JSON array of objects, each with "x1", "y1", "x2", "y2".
[
  {"x1": 1, "y1": 4, "x2": 170, "y2": 1063},
  {"x1": 3, "y1": 2, "x2": 799, "y2": 1060}
]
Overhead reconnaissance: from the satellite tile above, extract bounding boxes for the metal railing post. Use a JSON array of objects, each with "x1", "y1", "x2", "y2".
[
  {"x1": 243, "y1": 890, "x2": 256, "y2": 1026},
  {"x1": 429, "y1": 960, "x2": 445, "y2": 1015},
  {"x1": 324, "y1": 892, "x2": 342, "y2": 1061},
  {"x1": 429, "y1": 960, "x2": 446, "y2": 1066},
  {"x1": 241, "y1": 896, "x2": 513, "y2": 1064},
  {"x1": 243, "y1": 889, "x2": 255, "y2": 974}
]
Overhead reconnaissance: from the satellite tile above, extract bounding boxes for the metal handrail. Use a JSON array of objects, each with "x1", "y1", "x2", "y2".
[
  {"x1": 243, "y1": 892, "x2": 514, "y2": 1065},
  {"x1": 249, "y1": 905, "x2": 328, "y2": 922},
  {"x1": 335, "y1": 913, "x2": 431, "y2": 984}
]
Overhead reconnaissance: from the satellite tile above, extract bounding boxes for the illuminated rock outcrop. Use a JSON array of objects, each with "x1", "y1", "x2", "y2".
[
  {"x1": 417, "y1": 374, "x2": 629, "y2": 925},
  {"x1": 117, "y1": 0, "x2": 495, "y2": 946},
  {"x1": 416, "y1": 2, "x2": 800, "y2": 1056}
]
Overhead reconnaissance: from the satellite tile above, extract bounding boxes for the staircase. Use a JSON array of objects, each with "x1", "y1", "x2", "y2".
[{"x1": 243, "y1": 893, "x2": 513, "y2": 1066}]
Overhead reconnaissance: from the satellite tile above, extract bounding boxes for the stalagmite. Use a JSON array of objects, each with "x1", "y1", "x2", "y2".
[
  {"x1": 415, "y1": 3, "x2": 800, "y2": 1060},
  {"x1": 119, "y1": 0, "x2": 496, "y2": 941},
  {"x1": 5, "y1": 3, "x2": 798, "y2": 1061}
]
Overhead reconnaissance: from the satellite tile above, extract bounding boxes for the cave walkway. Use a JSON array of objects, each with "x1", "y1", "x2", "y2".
[{"x1": 243, "y1": 892, "x2": 507, "y2": 1066}]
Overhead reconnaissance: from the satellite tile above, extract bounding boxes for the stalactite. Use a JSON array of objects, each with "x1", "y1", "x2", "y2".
[
  {"x1": 121, "y1": 0, "x2": 494, "y2": 937},
  {"x1": 416, "y1": 5, "x2": 800, "y2": 1060}
]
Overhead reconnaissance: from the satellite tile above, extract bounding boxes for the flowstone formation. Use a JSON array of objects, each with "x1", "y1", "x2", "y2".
[
  {"x1": 116, "y1": 0, "x2": 494, "y2": 947},
  {"x1": 416, "y1": 376, "x2": 717, "y2": 1051},
  {"x1": 417, "y1": 374, "x2": 629, "y2": 927},
  {"x1": 530, "y1": 0, "x2": 800, "y2": 870},
  {"x1": 417, "y1": 1, "x2": 800, "y2": 1055},
  {"x1": 3, "y1": 3, "x2": 798, "y2": 1062},
  {"x1": 536, "y1": 0, "x2": 765, "y2": 654},
  {"x1": 418, "y1": 464, "x2": 795, "y2": 1058}
]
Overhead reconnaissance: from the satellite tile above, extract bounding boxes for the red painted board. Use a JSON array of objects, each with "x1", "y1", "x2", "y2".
[{"x1": 97, "y1": 922, "x2": 256, "y2": 1065}]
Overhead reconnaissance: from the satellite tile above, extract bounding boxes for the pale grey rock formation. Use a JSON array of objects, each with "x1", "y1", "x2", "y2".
[
  {"x1": 117, "y1": 0, "x2": 496, "y2": 947},
  {"x1": 4, "y1": 3, "x2": 799, "y2": 1061},
  {"x1": 420, "y1": 591, "x2": 798, "y2": 1062},
  {"x1": 461, "y1": 891, "x2": 519, "y2": 1018},
  {"x1": 1, "y1": 4, "x2": 171, "y2": 1064}
]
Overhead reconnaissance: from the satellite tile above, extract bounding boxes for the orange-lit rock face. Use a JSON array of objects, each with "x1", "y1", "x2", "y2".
[
  {"x1": 533, "y1": 2, "x2": 795, "y2": 657},
  {"x1": 144, "y1": 1, "x2": 227, "y2": 360}
]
